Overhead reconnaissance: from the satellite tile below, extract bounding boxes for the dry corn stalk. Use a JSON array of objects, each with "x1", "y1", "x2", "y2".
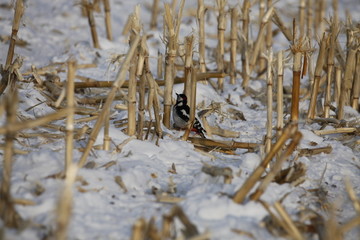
[
  {"x1": 250, "y1": 131, "x2": 302, "y2": 201},
  {"x1": 315, "y1": 0, "x2": 326, "y2": 35},
  {"x1": 130, "y1": 218, "x2": 146, "y2": 240},
  {"x1": 291, "y1": 49, "x2": 302, "y2": 123},
  {"x1": 351, "y1": 52, "x2": 360, "y2": 110},
  {"x1": 233, "y1": 123, "x2": 298, "y2": 204},
  {"x1": 85, "y1": 1, "x2": 100, "y2": 49},
  {"x1": 184, "y1": 35, "x2": 194, "y2": 98},
  {"x1": 78, "y1": 34, "x2": 141, "y2": 168},
  {"x1": 272, "y1": 10, "x2": 292, "y2": 42},
  {"x1": 299, "y1": 0, "x2": 306, "y2": 38},
  {"x1": 259, "y1": 0, "x2": 266, "y2": 75},
  {"x1": 216, "y1": 0, "x2": 226, "y2": 90},
  {"x1": 128, "y1": 7, "x2": 141, "y2": 136},
  {"x1": 150, "y1": 0, "x2": 160, "y2": 29},
  {"x1": 202, "y1": 164, "x2": 233, "y2": 184},
  {"x1": 332, "y1": 0, "x2": 339, "y2": 23},
  {"x1": 313, "y1": 127, "x2": 356, "y2": 135},
  {"x1": 276, "y1": 50, "x2": 284, "y2": 139},
  {"x1": 181, "y1": 68, "x2": 197, "y2": 141},
  {"x1": 0, "y1": 0, "x2": 23, "y2": 95},
  {"x1": 334, "y1": 66, "x2": 342, "y2": 105},
  {"x1": 0, "y1": 57, "x2": 23, "y2": 96},
  {"x1": 65, "y1": 59, "x2": 76, "y2": 171},
  {"x1": 163, "y1": 2, "x2": 184, "y2": 128},
  {"x1": 114, "y1": 176, "x2": 128, "y2": 193},
  {"x1": 157, "y1": 51, "x2": 163, "y2": 79},
  {"x1": 273, "y1": 202, "x2": 304, "y2": 240},
  {"x1": 307, "y1": 33, "x2": 327, "y2": 119},
  {"x1": 197, "y1": 0, "x2": 206, "y2": 73},
  {"x1": 103, "y1": 0, "x2": 112, "y2": 40},
  {"x1": 306, "y1": 0, "x2": 313, "y2": 39},
  {"x1": 249, "y1": 6, "x2": 274, "y2": 75},
  {"x1": 265, "y1": 49, "x2": 273, "y2": 155},
  {"x1": 67, "y1": 71, "x2": 227, "y2": 88},
  {"x1": 122, "y1": 14, "x2": 132, "y2": 36},
  {"x1": 324, "y1": 20, "x2": 339, "y2": 118},
  {"x1": 230, "y1": 7, "x2": 238, "y2": 85},
  {"x1": 103, "y1": 107, "x2": 110, "y2": 150},
  {"x1": 164, "y1": 206, "x2": 199, "y2": 238},
  {"x1": 145, "y1": 59, "x2": 163, "y2": 138},
  {"x1": 0, "y1": 91, "x2": 23, "y2": 228},
  {"x1": 337, "y1": 47, "x2": 357, "y2": 120},
  {"x1": 137, "y1": 69, "x2": 147, "y2": 140},
  {"x1": 266, "y1": 0, "x2": 273, "y2": 49},
  {"x1": 54, "y1": 164, "x2": 78, "y2": 240},
  {"x1": 208, "y1": 125, "x2": 239, "y2": 138},
  {"x1": 299, "y1": 145, "x2": 332, "y2": 156},
  {"x1": 188, "y1": 137, "x2": 258, "y2": 151},
  {"x1": 5, "y1": 0, "x2": 24, "y2": 67},
  {"x1": 0, "y1": 108, "x2": 70, "y2": 135},
  {"x1": 241, "y1": 0, "x2": 250, "y2": 88}
]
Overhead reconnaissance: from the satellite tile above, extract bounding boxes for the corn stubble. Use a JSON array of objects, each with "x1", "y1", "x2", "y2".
[{"x1": 1, "y1": 0, "x2": 360, "y2": 239}]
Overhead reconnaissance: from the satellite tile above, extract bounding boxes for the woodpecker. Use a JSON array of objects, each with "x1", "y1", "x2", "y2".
[{"x1": 172, "y1": 93, "x2": 206, "y2": 138}]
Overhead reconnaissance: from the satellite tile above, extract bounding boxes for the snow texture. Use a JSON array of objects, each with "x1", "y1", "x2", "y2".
[{"x1": 0, "y1": 0, "x2": 360, "y2": 239}]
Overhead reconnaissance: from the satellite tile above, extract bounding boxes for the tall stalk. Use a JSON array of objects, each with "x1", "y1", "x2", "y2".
[
  {"x1": 78, "y1": 35, "x2": 141, "y2": 168},
  {"x1": 163, "y1": 1, "x2": 184, "y2": 128},
  {"x1": 291, "y1": 51, "x2": 302, "y2": 123},
  {"x1": 351, "y1": 52, "x2": 360, "y2": 110},
  {"x1": 276, "y1": 51, "x2": 284, "y2": 139},
  {"x1": 197, "y1": 0, "x2": 206, "y2": 73},
  {"x1": 85, "y1": 1, "x2": 100, "y2": 49},
  {"x1": 184, "y1": 36, "x2": 194, "y2": 98},
  {"x1": 65, "y1": 59, "x2": 76, "y2": 170},
  {"x1": 0, "y1": 91, "x2": 23, "y2": 228},
  {"x1": 338, "y1": 48, "x2": 357, "y2": 119},
  {"x1": 230, "y1": 7, "x2": 238, "y2": 85},
  {"x1": 307, "y1": 34, "x2": 327, "y2": 119},
  {"x1": 324, "y1": 21, "x2": 339, "y2": 118},
  {"x1": 265, "y1": 49, "x2": 273, "y2": 155},
  {"x1": 241, "y1": 0, "x2": 250, "y2": 89},
  {"x1": 216, "y1": 0, "x2": 226, "y2": 90},
  {"x1": 128, "y1": 8, "x2": 141, "y2": 136},
  {"x1": 103, "y1": 0, "x2": 113, "y2": 40}
]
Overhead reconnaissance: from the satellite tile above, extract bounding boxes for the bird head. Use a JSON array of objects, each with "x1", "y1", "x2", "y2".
[{"x1": 176, "y1": 93, "x2": 188, "y2": 104}]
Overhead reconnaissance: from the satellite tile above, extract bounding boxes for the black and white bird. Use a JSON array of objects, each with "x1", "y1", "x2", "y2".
[{"x1": 172, "y1": 93, "x2": 206, "y2": 138}]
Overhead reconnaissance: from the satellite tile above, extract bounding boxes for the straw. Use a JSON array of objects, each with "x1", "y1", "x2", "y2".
[
  {"x1": 337, "y1": 48, "x2": 357, "y2": 120},
  {"x1": 307, "y1": 34, "x2": 327, "y2": 119},
  {"x1": 324, "y1": 20, "x2": 339, "y2": 118},
  {"x1": 127, "y1": 7, "x2": 141, "y2": 136},
  {"x1": 65, "y1": 59, "x2": 76, "y2": 171},
  {"x1": 85, "y1": 1, "x2": 100, "y2": 49},
  {"x1": 265, "y1": 49, "x2": 273, "y2": 154},
  {"x1": 5, "y1": 0, "x2": 24, "y2": 67},
  {"x1": 0, "y1": 91, "x2": 23, "y2": 228},
  {"x1": 230, "y1": 7, "x2": 238, "y2": 85},
  {"x1": 103, "y1": 0, "x2": 112, "y2": 40},
  {"x1": 78, "y1": 34, "x2": 141, "y2": 168},
  {"x1": 216, "y1": 0, "x2": 226, "y2": 90},
  {"x1": 197, "y1": 0, "x2": 206, "y2": 73},
  {"x1": 54, "y1": 164, "x2": 78, "y2": 240},
  {"x1": 276, "y1": 50, "x2": 284, "y2": 139},
  {"x1": 241, "y1": 0, "x2": 250, "y2": 88},
  {"x1": 150, "y1": 0, "x2": 160, "y2": 29},
  {"x1": 233, "y1": 123, "x2": 297, "y2": 204}
]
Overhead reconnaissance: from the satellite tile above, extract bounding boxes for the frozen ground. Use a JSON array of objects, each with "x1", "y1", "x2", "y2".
[{"x1": 0, "y1": 0, "x2": 360, "y2": 239}]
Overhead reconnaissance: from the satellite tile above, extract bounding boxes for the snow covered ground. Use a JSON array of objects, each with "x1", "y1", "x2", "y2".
[{"x1": 0, "y1": 0, "x2": 360, "y2": 239}]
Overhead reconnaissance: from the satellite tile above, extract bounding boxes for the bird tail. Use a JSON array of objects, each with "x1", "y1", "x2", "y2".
[{"x1": 192, "y1": 118, "x2": 206, "y2": 138}]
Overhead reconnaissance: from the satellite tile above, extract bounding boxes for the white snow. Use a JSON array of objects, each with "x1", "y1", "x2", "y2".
[{"x1": 0, "y1": 0, "x2": 360, "y2": 240}]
